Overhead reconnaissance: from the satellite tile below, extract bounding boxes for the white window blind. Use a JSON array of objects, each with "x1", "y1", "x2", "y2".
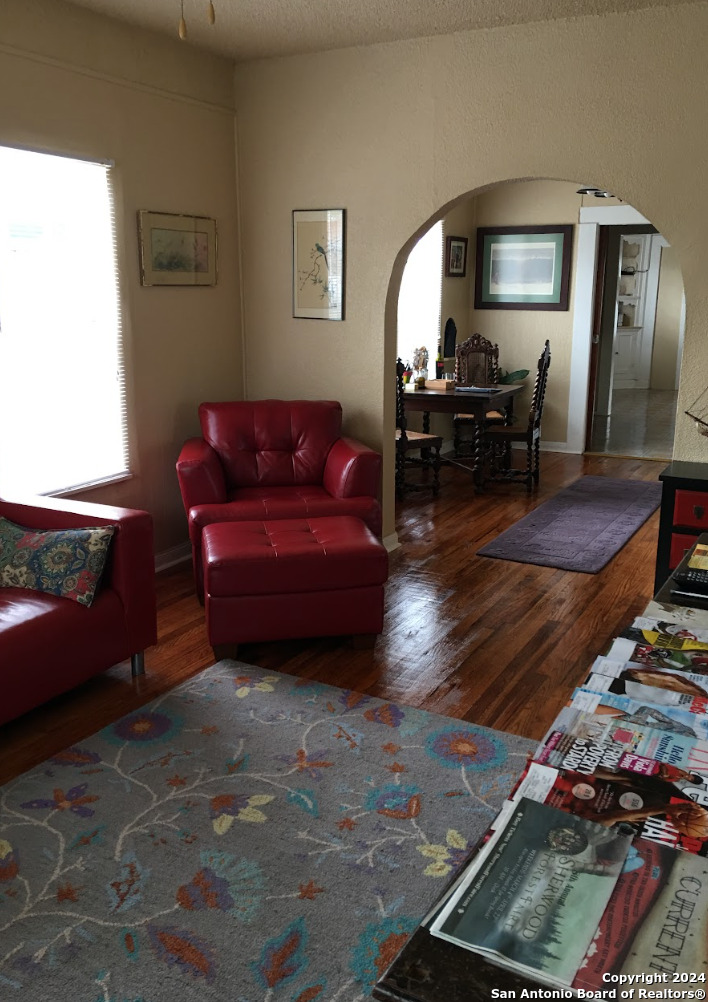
[
  {"x1": 397, "y1": 221, "x2": 443, "y2": 370},
  {"x1": 0, "y1": 146, "x2": 128, "y2": 497}
]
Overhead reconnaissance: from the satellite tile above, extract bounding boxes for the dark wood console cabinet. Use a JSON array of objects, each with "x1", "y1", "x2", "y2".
[{"x1": 655, "y1": 460, "x2": 708, "y2": 592}]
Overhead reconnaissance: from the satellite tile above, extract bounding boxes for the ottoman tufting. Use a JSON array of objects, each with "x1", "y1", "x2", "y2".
[{"x1": 202, "y1": 516, "x2": 388, "y2": 656}]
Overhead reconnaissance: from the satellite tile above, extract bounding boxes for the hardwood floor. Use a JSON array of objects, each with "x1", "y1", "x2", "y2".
[{"x1": 0, "y1": 452, "x2": 666, "y2": 786}]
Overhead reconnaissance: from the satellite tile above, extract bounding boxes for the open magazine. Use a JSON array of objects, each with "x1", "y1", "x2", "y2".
[
  {"x1": 511, "y1": 760, "x2": 708, "y2": 856},
  {"x1": 573, "y1": 836, "x2": 708, "y2": 988},
  {"x1": 607, "y1": 637, "x2": 708, "y2": 671},
  {"x1": 586, "y1": 657, "x2": 708, "y2": 711},
  {"x1": 643, "y1": 599, "x2": 708, "y2": 629},
  {"x1": 430, "y1": 797, "x2": 631, "y2": 988},
  {"x1": 570, "y1": 687, "x2": 708, "y2": 739},
  {"x1": 619, "y1": 618, "x2": 708, "y2": 650},
  {"x1": 535, "y1": 705, "x2": 708, "y2": 774}
]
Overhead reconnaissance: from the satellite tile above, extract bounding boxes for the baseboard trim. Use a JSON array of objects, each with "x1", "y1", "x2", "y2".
[
  {"x1": 444, "y1": 438, "x2": 580, "y2": 457},
  {"x1": 539, "y1": 441, "x2": 577, "y2": 454},
  {"x1": 155, "y1": 542, "x2": 191, "y2": 573},
  {"x1": 383, "y1": 532, "x2": 400, "y2": 552},
  {"x1": 509, "y1": 440, "x2": 577, "y2": 455}
]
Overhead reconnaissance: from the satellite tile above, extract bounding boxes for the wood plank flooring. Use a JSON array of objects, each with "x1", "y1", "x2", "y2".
[{"x1": 0, "y1": 452, "x2": 666, "y2": 785}]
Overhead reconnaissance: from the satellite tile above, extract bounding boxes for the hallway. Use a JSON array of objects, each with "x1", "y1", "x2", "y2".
[{"x1": 588, "y1": 387, "x2": 676, "y2": 460}]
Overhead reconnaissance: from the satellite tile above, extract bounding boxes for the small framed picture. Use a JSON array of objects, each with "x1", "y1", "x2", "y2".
[
  {"x1": 474, "y1": 224, "x2": 573, "y2": 310},
  {"x1": 445, "y1": 235, "x2": 468, "y2": 278},
  {"x1": 137, "y1": 210, "x2": 217, "y2": 286},
  {"x1": 292, "y1": 208, "x2": 346, "y2": 320}
]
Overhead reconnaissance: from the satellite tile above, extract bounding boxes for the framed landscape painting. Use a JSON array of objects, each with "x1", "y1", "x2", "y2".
[
  {"x1": 474, "y1": 224, "x2": 573, "y2": 310},
  {"x1": 138, "y1": 210, "x2": 217, "y2": 286},
  {"x1": 292, "y1": 208, "x2": 345, "y2": 320}
]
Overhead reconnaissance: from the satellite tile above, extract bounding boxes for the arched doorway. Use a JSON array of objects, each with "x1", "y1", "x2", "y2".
[{"x1": 390, "y1": 178, "x2": 684, "y2": 480}]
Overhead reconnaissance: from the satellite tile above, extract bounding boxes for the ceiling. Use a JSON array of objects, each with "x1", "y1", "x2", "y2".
[{"x1": 63, "y1": 0, "x2": 690, "y2": 63}]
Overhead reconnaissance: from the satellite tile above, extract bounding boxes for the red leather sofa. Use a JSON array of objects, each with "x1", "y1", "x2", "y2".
[
  {"x1": 176, "y1": 400, "x2": 382, "y2": 597},
  {"x1": 0, "y1": 494, "x2": 157, "y2": 727}
]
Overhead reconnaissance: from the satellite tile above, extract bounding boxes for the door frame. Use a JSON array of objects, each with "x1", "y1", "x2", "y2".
[
  {"x1": 567, "y1": 204, "x2": 653, "y2": 454},
  {"x1": 636, "y1": 233, "x2": 668, "y2": 387}
]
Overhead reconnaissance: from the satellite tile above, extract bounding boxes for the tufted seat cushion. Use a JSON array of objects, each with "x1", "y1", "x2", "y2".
[
  {"x1": 188, "y1": 487, "x2": 381, "y2": 547},
  {"x1": 202, "y1": 516, "x2": 388, "y2": 648}
]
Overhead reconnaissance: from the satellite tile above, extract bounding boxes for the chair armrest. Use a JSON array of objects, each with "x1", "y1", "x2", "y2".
[
  {"x1": 176, "y1": 437, "x2": 227, "y2": 513},
  {"x1": 323, "y1": 437, "x2": 382, "y2": 499},
  {"x1": 0, "y1": 494, "x2": 157, "y2": 650}
]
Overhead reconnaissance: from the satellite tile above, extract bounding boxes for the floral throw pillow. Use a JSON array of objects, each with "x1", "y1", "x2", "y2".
[{"x1": 0, "y1": 517, "x2": 115, "y2": 607}]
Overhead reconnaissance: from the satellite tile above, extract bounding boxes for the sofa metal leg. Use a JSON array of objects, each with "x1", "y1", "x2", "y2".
[{"x1": 131, "y1": 652, "x2": 146, "y2": 677}]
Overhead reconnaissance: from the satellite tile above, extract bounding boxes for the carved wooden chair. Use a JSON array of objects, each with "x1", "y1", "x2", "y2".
[
  {"x1": 453, "y1": 333, "x2": 503, "y2": 457},
  {"x1": 481, "y1": 340, "x2": 551, "y2": 492},
  {"x1": 395, "y1": 358, "x2": 443, "y2": 498}
]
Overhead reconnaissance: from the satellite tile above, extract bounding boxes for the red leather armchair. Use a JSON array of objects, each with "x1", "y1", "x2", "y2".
[
  {"x1": 176, "y1": 400, "x2": 382, "y2": 597},
  {"x1": 0, "y1": 494, "x2": 157, "y2": 727}
]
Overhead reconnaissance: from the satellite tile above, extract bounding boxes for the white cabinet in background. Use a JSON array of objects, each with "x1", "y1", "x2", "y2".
[{"x1": 612, "y1": 233, "x2": 662, "y2": 390}]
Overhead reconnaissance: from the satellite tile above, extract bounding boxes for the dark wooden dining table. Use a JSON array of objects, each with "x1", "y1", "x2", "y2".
[{"x1": 403, "y1": 383, "x2": 524, "y2": 487}]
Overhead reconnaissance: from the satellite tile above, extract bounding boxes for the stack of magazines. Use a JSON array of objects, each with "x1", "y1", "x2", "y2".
[{"x1": 429, "y1": 598, "x2": 708, "y2": 989}]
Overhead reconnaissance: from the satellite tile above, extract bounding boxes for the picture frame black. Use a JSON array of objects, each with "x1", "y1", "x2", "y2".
[
  {"x1": 445, "y1": 235, "x2": 468, "y2": 278},
  {"x1": 474, "y1": 224, "x2": 573, "y2": 311}
]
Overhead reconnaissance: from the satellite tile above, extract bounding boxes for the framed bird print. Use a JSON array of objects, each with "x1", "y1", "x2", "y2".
[{"x1": 292, "y1": 208, "x2": 346, "y2": 320}]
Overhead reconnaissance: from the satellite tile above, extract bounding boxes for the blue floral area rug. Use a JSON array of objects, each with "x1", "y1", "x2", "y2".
[{"x1": 0, "y1": 662, "x2": 534, "y2": 1001}]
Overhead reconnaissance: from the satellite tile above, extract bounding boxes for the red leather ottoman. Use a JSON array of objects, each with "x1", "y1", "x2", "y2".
[{"x1": 202, "y1": 516, "x2": 388, "y2": 656}]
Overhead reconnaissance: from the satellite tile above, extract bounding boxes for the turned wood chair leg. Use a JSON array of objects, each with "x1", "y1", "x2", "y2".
[
  {"x1": 534, "y1": 438, "x2": 541, "y2": 485},
  {"x1": 525, "y1": 442, "x2": 534, "y2": 493},
  {"x1": 473, "y1": 421, "x2": 485, "y2": 490},
  {"x1": 395, "y1": 450, "x2": 405, "y2": 499},
  {"x1": 432, "y1": 445, "x2": 441, "y2": 495}
]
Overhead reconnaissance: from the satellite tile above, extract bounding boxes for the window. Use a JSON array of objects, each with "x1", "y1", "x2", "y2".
[
  {"x1": 397, "y1": 221, "x2": 443, "y2": 370},
  {"x1": 0, "y1": 146, "x2": 128, "y2": 496}
]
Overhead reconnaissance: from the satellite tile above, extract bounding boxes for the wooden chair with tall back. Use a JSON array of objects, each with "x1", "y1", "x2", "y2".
[
  {"x1": 395, "y1": 358, "x2": 443, "y2": 498},
  {"x1": 481, "y1": 339, "x2": 551, "y2": 492},
  {"x1": 453, "y1": 333, "x2": 503, "y2": 457}
]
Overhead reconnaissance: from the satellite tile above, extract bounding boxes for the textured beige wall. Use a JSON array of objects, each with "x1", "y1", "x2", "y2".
[
  {"x1": 651, "y1": 246, "x2": 684, "y2": 391},
  {"x1": 441, "y1": 200, "x2": 476, "y2": 360},
  {"x1": 469, "y1": 180, "x2": 581, "y2": 444},
  {"x1": 234, "y1": 4, "x2": 708, "y2": 538},
  {"x1": 0, "y1": 0, "x2": 241, "y2": 553},
  {"x1": 2, "y1": 0, "x2": 235, "y2": 108}
]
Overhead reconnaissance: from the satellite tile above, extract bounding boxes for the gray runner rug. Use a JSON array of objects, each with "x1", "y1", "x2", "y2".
[{"x1": 477, "y1": 475, "x2": 662, "y2": 573}]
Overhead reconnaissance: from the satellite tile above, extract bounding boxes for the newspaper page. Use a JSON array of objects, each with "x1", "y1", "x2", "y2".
[{"x1": 430, "y1": 797, "x2": 631, "y2": 988}]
